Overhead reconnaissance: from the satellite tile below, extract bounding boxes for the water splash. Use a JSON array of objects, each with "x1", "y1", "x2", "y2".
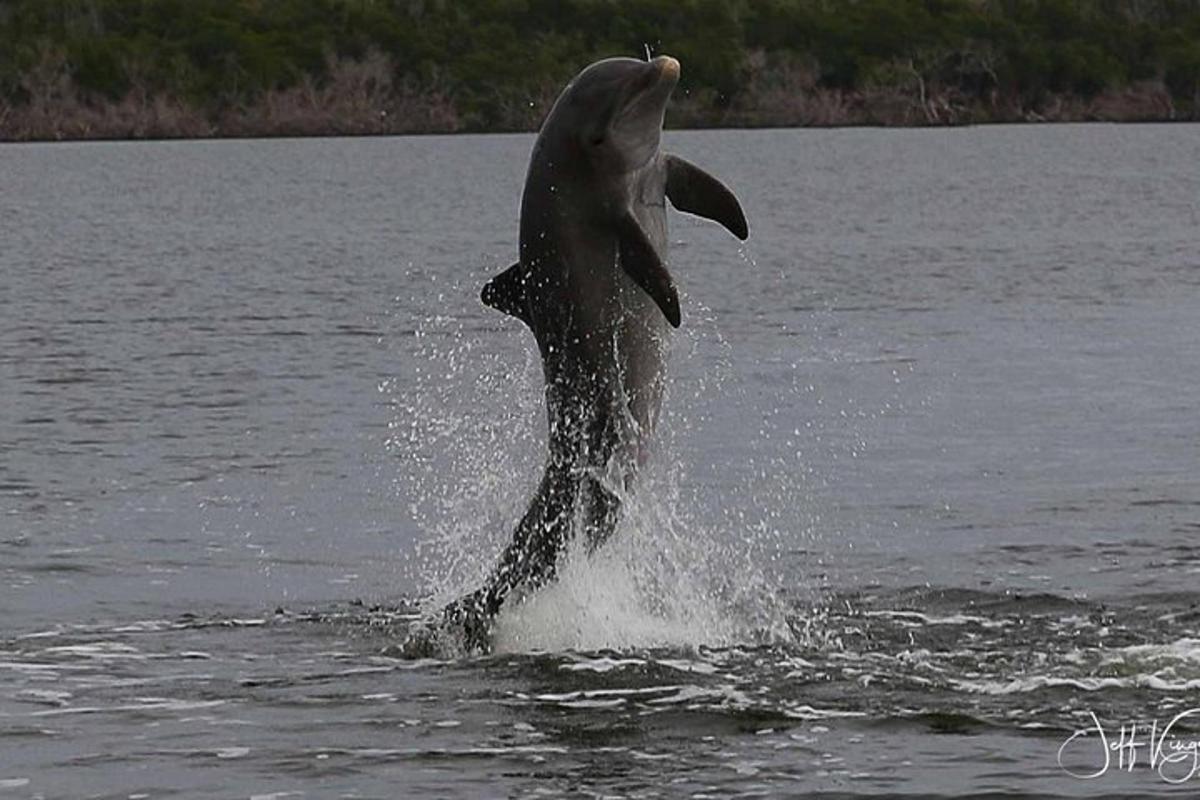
[
  {"x1": 386, "y1": 273, "x2": 806, "y2": 654},
  {"x1": 384, "y1": 303, "x2": 542, "y2": 610}
]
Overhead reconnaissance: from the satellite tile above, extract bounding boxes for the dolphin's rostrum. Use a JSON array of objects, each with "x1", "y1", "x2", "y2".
[{"x1": 439, "y1": 55, "x2": 748, "y2": 652}]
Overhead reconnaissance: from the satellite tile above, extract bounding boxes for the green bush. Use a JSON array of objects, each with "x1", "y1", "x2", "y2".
[{"x1": 2, "y1": 0, "x2": 1199, "y2": 136}]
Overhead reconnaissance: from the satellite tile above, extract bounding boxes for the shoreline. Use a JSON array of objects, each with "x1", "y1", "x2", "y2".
[
  {"x1": 3, "y1": 115, "x2": 1197, "y2": 147},
  {"x1": 4, "y1": 88, "x2": 1190, "y2": 145},
  {"x1": 4, "y1": 1, "x2": 1197, "y2": 148}
]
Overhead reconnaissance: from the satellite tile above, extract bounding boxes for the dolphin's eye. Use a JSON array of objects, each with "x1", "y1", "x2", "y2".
[{"x1": 589, "y1": 134, "x2": 605, "y2": 147}]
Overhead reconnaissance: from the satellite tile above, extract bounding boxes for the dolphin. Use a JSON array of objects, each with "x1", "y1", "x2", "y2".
[{"x1": 436, "y1": 55, "x2": 748, "y2": 652}]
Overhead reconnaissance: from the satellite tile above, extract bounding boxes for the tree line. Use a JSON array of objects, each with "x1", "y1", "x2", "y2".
[{"x1": 1, "y1": 0, "x2": 1198, "y2": 140}]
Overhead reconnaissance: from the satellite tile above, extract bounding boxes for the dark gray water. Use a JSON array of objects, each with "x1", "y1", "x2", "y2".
[{"x1": 3, "y1": 125, "x2": 1200, "y2": 798}]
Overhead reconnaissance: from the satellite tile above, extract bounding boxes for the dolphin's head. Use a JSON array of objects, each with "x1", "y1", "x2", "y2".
[{"x1": 549, "y1": 55, "x2": 680, "y2": 173}]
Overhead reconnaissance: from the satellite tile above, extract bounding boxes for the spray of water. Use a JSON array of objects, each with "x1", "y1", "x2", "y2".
[{"x1": 386, "y1": 273, "x2": 808, "y2": 655}]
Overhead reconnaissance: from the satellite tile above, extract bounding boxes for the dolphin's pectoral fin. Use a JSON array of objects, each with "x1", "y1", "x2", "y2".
[
  {"x1": 481, "y1": 262, "x2": 532, "y2": 328},
  {"x1": 665, "y1": 155, "x2": 749, "y2": 241},
  {"x1": 616, "y1": 212, "x2": 681, "y2": 328}
]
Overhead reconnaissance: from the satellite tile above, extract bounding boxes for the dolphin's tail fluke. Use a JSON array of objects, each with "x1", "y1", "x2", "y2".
[
  {"x1": 413, "y1": 460, "x2": 579, "y2": 654},
  {"x1": 428, "y1": 442, "x2": 626, "y2": 653},
  {"x1": 412, "y1": 394, "x2": 638, "y2": 654}
]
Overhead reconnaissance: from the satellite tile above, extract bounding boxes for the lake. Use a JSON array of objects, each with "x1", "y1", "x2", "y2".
[{"x1": 2, "y1": 124, "x2": 1199, "y2": 797}]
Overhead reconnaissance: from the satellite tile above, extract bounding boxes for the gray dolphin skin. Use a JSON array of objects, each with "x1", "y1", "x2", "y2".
[{"x1": 438, "y1": 55, "x2": 748, "y2": 652}]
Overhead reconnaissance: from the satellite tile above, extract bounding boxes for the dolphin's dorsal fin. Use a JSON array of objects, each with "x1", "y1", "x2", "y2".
[
  {"x1": 617, "y1": 212, "x2": 681, "y2": 328},
  {"x1": 665, "y1": 155, "x2": 749, "y2": 241},
  {"x1": 481, "y1": 262, "x2": 532, "y2": 328}
]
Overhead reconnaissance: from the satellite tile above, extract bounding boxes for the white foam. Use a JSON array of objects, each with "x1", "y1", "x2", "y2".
[
  {"x1": 556, "y1": 697, "x2": 628, "y2": 709},
  {"x1": 645, "y1": 684, "x2": 753, "y2": 706},
  {"x1": 782, "y1": 705, "x2": 868, "y2": 720},
  {"x1": 864, "y1": 609, "x2": 1006, "y2": 628},
  {"x1": 28, "y1": 698, "x2": 226, "y2": 717},
  {"x1": 398, "y1": 309, "x2": 801, "y2": 655},
  {"x1": 560, "y1": 656, "x2": 647, "y2": 673},
  {"x1": 41, "y1": 642, "x2": 142, "y2": 659},
  {"x1": 491, "y1": 531, "x2": 741, "y2": 653},
  {"x1": 952, "y1": 674, "x2": 1200, "y2": 694},
  {"x1": 215, "y1": 747, "x2": 249, "y2": 759},
  {"x1": 535, "y1": 686, "x2": 682, "y2": 703},
  {"x1": 1107, "y1": 637, "x2": 1200, "y2": 665}
]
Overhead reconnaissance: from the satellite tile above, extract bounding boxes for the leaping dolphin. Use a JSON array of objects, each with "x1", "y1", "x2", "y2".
[{"x1": 437, "y1": 55, "x2": 748, "y2": 652}]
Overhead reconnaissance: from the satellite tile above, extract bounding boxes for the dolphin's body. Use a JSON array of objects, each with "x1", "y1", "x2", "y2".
[{"x1": 439, "y1": 56, "x2": 747, "y2": 652}]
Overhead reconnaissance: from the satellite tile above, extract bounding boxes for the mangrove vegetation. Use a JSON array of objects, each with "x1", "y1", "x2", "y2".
[{"x1": 1, "y1": 0, "x2": 1198, "y2": 140}]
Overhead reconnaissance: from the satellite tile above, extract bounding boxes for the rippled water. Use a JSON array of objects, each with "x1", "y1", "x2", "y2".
[{"x1": 3, "y1": 125, "x2": 1200, "y2": 797}]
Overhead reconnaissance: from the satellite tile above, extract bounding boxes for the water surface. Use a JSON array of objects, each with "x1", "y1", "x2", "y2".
[{"x1": 2, "y1": 125, "x2": 1200, "y2": 797}]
